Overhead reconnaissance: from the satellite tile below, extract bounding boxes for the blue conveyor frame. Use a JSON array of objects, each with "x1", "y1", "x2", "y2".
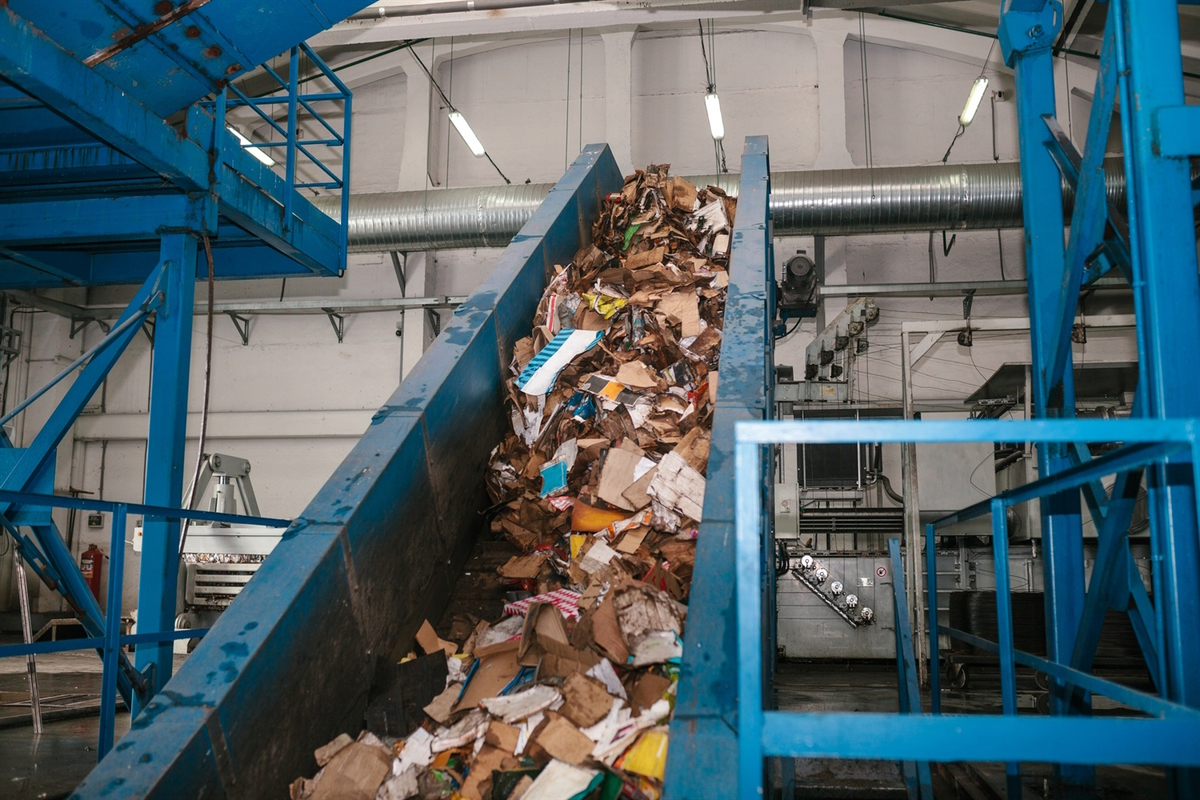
[{"x1": 72, "y1": 144, "x2": 624, "y2": 799}]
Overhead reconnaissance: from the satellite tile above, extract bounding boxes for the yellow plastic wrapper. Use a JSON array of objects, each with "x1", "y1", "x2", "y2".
[
  {"x1": 570, "y1": 533, "x2": 588, "y2": 559},
  {"x1": 582, "y1": 293, "x2": 628, "y2": 319},
  {"x1": 621, "y1": 729, "x2": 669, "y2": 781}
]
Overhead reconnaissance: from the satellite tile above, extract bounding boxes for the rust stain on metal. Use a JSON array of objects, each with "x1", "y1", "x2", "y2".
[
  {"x1": 204, "y1": 44, "x2": 221, "y2": 58},
  {"x1": 224, "y1": 64, "x2": 241, "y2": 76},
  {"x1": 185, "y1": 25, "x2": 200, "y2": 38},
  {"x1": 154, "y1": 1, "x2": 174, "y2": 14},
  {"x1": 82, "y1": 0, "x2": 211, "y2": 68}
]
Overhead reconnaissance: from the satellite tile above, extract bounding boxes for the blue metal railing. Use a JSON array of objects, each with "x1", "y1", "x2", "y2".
[
  {"x1": 735, "y1": 419, "x2": 1200, "y2": 799},
  {"x1": 0, "y1": 489, "x2": 289, "y2": 760},
  {"x1": 887, "y1": 537, "x2": 932, "y2": 798},
  {"x1": 206, "y1": 42, "x2": 352, "y2": 257}
]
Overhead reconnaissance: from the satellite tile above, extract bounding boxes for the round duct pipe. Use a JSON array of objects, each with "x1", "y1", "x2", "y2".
[{"x1": 313, "y1": 159, "x2": 1127, "y2": 253}]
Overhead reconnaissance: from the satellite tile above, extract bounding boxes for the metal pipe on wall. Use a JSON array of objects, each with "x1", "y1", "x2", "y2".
[{"x1": 315, "y1": 159, "x2": 1128, "y2": 252}]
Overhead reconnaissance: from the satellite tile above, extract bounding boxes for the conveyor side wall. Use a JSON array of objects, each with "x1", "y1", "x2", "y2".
[
  {"x1": 666, "y1": 136, "x2": 775, "y2": 798},
  {"x1": 71, "y1": 144, "x2": 623, "y2": 800}
]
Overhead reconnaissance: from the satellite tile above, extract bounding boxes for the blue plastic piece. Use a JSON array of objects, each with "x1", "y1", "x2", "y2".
[{"x1": 70, "y1": 145, "x2": 623, "y2": 799}]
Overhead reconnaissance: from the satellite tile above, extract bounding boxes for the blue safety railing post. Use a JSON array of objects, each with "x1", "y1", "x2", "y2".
[
  {"x1": 284, "y1": 46, "x2": 299, "y2": 233},
  {"x1": 889, "y1": 537, "x2": 932, "y2": 798},
  {"x1": 133, "y1": 235, "x2": 197, "y2": 714},
  {"x1": 99, "y1": 503, "x2": 127, "y2": 760},
  {"x1": 340, "y1": 91, "x2": 351, "y2": 262},
  {"x1": 991, "y1": 498, "x2": 1022, "y2": 799},
  {"x1": 735, "y1": 439, "x2": 765, "y2": 799},
  {"x1": 925, "y1": 523, "x2": 941, "y2": 715}
]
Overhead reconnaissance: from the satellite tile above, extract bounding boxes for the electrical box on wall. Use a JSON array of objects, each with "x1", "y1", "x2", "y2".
[{"x1": 87, "y1": 513, "x2": 104, "y2": 528}]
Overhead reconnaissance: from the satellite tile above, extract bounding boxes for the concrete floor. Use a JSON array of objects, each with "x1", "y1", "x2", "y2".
[
  {"x1": 0, "y1": 646, "x2": 189, "y2": 800},
  {"x1": 774, "y1": 660, "x2": 1168, "y2": 799},
  {"x1": 0, "y1": 645, "x2": 1172, "y2": 799}
]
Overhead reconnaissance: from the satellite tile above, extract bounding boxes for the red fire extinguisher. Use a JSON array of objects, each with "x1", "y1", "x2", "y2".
[{"x1": 80, "y1": 545, "x2": 104, "y2": 601}]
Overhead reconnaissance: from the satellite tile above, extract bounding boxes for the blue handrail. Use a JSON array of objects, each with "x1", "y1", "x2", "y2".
[
  {"x1": 734, "y1": 418, "x2": 1200, "y2": 799},
  {"x1": 0, "y1": 489, "x2": 289, "y2": 760}
]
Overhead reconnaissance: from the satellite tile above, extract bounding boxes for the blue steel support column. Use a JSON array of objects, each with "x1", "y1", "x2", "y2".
[
  {"x1": 999, "y1": 2, "x2": 1091, "y2": 792},
  {"x1": 1115, "y1": 2, "x2": 1200, "y2": 795},
  {"x1": 133, "y1": 234, "x2": 197, "y2": 712}
]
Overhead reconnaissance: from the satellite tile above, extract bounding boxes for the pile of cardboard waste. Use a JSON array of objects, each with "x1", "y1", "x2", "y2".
[{"x1": 289, "y1": 165, "x2": 734, "y2": 800}]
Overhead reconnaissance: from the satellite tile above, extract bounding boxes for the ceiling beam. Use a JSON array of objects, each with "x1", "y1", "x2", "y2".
[{"x1": 315, "y1": 1, "x2": 809, "y2": 45}]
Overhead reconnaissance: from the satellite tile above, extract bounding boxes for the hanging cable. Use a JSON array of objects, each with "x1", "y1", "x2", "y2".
[
  {"x1": 179, "y1": 237, "x2": 216, "y2": 556},
  {"x1": 698, "y1": 20, "x2": 727, "y2": 174},
  {"x1": 446, "y1": 36, "x2": 454, "y2": 186},
  {"x1": 564, "y1": 29, "x2": 572, "y2": 172},
  {"x1": 991, "y1": 89, "x2": 1006, "y2": 280},
  {"x1": 578, "y1": 29, "x2": 584, "y2": 155},
  {"x1": 409, "y1": 47, "x2": 511, "y2": 184},
  {"x1": 859, "y1": 13, "x2": 875, "y2": 196}
]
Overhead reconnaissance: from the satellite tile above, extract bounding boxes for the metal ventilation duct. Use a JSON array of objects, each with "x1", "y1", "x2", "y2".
[{"x1": 313, "y1": 160, "x2": 1126, "y2": 253}]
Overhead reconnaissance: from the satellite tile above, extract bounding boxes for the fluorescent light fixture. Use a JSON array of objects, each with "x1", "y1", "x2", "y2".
[
  {"x1": 959, "y1": 76, "x2": 989, "y2": 128},
  {"x1": 704, "y1": 93, "x2": 725, "y2": 141},
  {"x1": 227, "y1": 125, "x2": 275, "y2": 166},
  {"x1": 449, "y1": 111, "x2": 486, "y2": 157}
]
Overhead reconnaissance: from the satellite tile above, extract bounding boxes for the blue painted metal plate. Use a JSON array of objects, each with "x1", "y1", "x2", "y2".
[
  {"x1": 0, "y1": 449, "x2": 54, "y2": 526},
  {"x1": 5, "y1": 0, "x2": 376, "y2": 117}
]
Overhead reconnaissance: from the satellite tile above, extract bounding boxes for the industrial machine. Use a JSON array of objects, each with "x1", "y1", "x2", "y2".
[{"x1": 163, "y1": 454, "x2": 288, "y2": 652}]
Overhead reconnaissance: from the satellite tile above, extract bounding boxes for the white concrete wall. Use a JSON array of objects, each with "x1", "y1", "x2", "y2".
[{"x1": 2, "y1": 13, "x2": 1139, "y2": 615}]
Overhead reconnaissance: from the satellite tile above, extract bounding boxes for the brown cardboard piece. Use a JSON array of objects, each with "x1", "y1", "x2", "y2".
[
  {"x1": 485, "y1": 720, "x2": 521, "y2": 754},
  {"x1": 310, "y1": 742, "x2": 392, "y2": 800},
  {"x1": 559, "y1": 673, "x2": 615, "y2": 727},
  {"x1": 589, "y1": 593, "x2": 631, "y2": 664},
  {"x1": 621, "y1": 465, "x2": 657, "y2": 510},
  {"x1": 672, "y1": 176, "x2": 698, "y2": 212},
  {"x1": 626, "y1": 245, "x2": 665, "y2": 270},
  {"x1": 614, "y1": 360, "x2": 660, "y2": 391},
  {"x1": 596, "y1": 440, "x2": 645, "y2": 512},
  {"x1": 454, "y1": 641, "x2": 522, "y2": 713},
  {"x1": 657, "y1": 291, "x2": 702, "y2": 339},
  {"x1": 314, "y1": 732, "x2": 353, "y2": 767},
  {"x1": 416, "y1": 619, "x2": 457, "y2": 657},
  {"x1": 532, "y1": 711, "x2": 595, "y2": 765},
  {"x1": 519, "y1": 602, "x2": 599, "y2": 676},
  {"x1": 614, "y1": 526, "x2": 650, "y2": 555},
  {"x1": 673, "y1": 426, "x2": 711, "y2": 473},
  {"x1": 423, "y1": 682, "x2": 463, "y2": 725},
  {"x1": 460, "y1": 745, "x2": 507, "y2": 800},
  {"x1": 498, "y1": 553, "x2": 548, "y2": 579},
  {"x1": 630, "y1": 673, "x2": 674, "y2": 714}
]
